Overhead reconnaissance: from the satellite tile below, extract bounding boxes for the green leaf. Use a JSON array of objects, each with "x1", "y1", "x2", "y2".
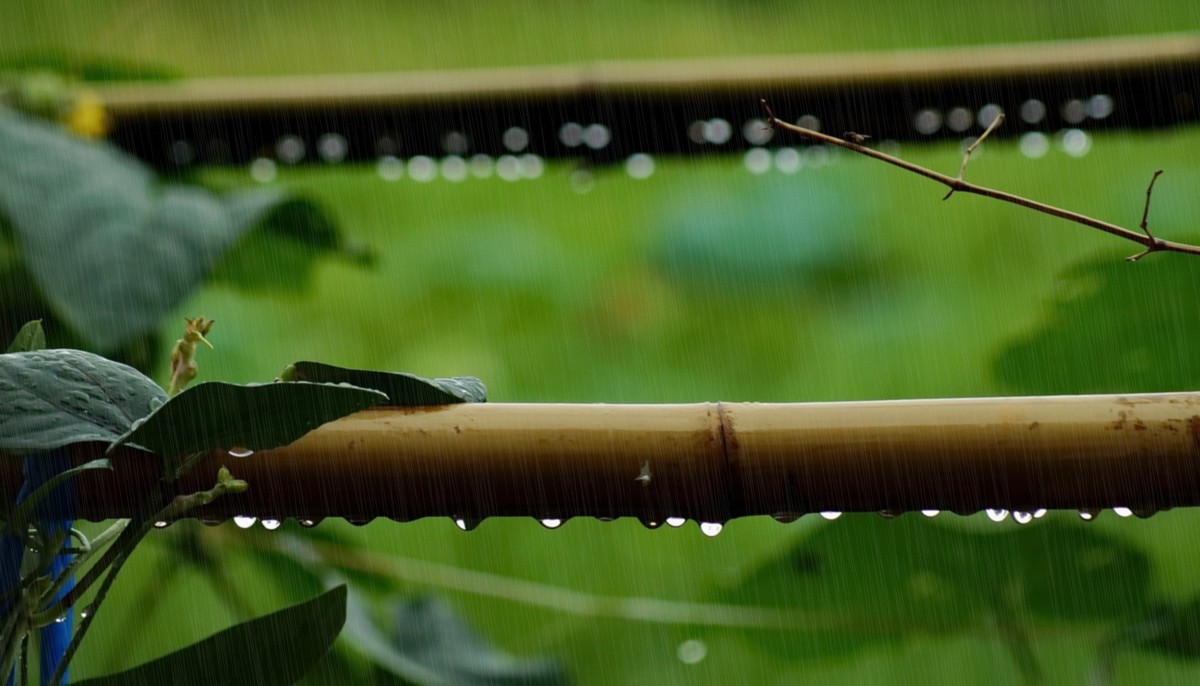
[
  {"x1": 108, "y1": 380, "x2": 387, "y2": 477},
  {"x1": 1123, "y1": 599, "x2": 1200, "y2": 661},
  {"x1": 718, "y1": 515, "x2": 1152, "y2": 664},
  {"x1": 5, "y1": 319, "x2": 44, "y2": 352},
  {"x1": 209, "y1": 195, "x2": 375, "y2": 294},
  {"x1": 0, "y1": 349, "x2": 165, "y2": 456},
  {"x1": 996, "y1": 256, "x2": 1200, "y2": 394},
  {"x1": 344, "y1": 592, "x2": 568, "y2": 686},
  {"x1": 281, "y1": 361, "x2": 486, "y2": 405},
  {"x1": 74, "y1": 585, "x2": 348, "y2": 686},
  {"x1": 0, "y1": 108, "x2": 354, "y2": 352}
]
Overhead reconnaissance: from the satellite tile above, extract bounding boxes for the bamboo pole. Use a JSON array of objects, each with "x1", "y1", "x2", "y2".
[
  {"x1": 95, "y1": 33, "x2": 1200, "y2": 114},
  {"x1": 10, "y1": 392, "x2": 1199, "y2": 522}
]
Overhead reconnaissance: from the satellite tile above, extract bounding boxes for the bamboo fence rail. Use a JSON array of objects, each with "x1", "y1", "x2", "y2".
[{"x1": 6, "y1": 392, "x2": 1199, "y2": 522}]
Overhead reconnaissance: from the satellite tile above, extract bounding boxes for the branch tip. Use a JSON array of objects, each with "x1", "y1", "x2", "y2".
[{"x1": 764, "y1": 104, "x2": 1200, "y2": 260}]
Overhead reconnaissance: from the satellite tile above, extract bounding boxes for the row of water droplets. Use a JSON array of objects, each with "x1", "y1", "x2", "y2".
[
  {"x1": 180, "y1": 506, "x2": 1160, "y2": 536},
  {"x1": 205, "y1": 449, "x2": 1158, "y2": 534},
  {"x1": 164, "y1": 94, "x2": 1115, "y2": 186}
]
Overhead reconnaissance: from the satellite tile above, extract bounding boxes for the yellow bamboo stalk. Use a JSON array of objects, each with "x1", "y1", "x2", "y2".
[
  {"x1": 94, "y1": 33, "x2": 1200, "y2": 114},
  {"x1": 40, "y1": 392, "x2": 1200, "y2": 521}
]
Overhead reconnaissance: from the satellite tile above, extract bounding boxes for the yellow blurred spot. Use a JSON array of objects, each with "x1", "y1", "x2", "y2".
[{"x1": 64, "y1": 89, "x2": 110, "y2": 139}]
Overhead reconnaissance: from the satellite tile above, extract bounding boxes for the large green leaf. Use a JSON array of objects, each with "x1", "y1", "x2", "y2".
[
  {"x1": 344, "y1": 592, "x2": 569, "y2": 686},
  {"x1": 0, "y1": 108, "x2": 352, "y2": 352},
  {"x1": 719, "y1": 515, "x2": 1152, "y2": 664},
  {"x1": 996, "y1": 256, "x2": 1200, "y2": 395},
  {"x1": 281, "y1": 361, "x2": 486, "y2": 405},
  {"x1": 74, "y1": 585, "x2": 347, "y2": 686},
  {"x1": 108, "y1": 380, "x2": 387, "y2": 477},
  {"x1": 0, "y1": 349, "x2": 165, "y2": 456}
]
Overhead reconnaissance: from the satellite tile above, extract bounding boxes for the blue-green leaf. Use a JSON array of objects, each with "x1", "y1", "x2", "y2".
[
  {"x1": 0, "y1": 108, "x2": 357, "y2": 352},
  {"x1": 344, "y1": 592, "x2": 568, "y2": 686},
  {"x1": 0, "y1": 349, "x2": 165, "y2": 457}
]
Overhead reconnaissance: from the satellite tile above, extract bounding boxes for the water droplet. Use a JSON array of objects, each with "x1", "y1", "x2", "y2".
[
  {"x1": 233, "y1": 516, "x2": 257, "y2": 529},
  {"x1": 539, "y1": 518, "x2": 562, "y2": 529},
  {"x1": 317, "y1": 132, "x2": 349, "y2": 162},
  {"x1": 986, "y1": 509, "x2": 1009, "y2": 522},
  {"x1": 261, "y1": 519, "x2": 282, "y2": 531},
  {"x1": 1033, "y1": 508, "x2": 1048, "y2": 518},
  {"x1": 298, "y1": 519, "x2": 317, "y2": 528},
  {"x1": 1013, "y1": 511, "x2": 1034, "y2": 525},
  {"x1": 377, "y1": 155, "x2": 403, "y2": 181},
  {"x1": 921, "y1": 510, "x2": 940, "y2": 518},
  {"x1": 153, "y1": 520, "x2": 169, "y2": 529},
  {"x1": 455, "y1": 517, "x2": 481, "y2": 531},
  {"x1": 1133, "y1": 508, "x2": 1158, "y2": 519},
  {"x1": 249, "y1": 157, "x2": 277, "y2": 183},
  {"x1": 771, "y1": 512, "x2": 803, "y2": 524},
  {"x1": 677, "y1": 638, "x2": 707, "y2": 665},
  {"x1": 699, "y1": 522, "x2": 723, "y2": 537},
  {"x1": 54, "y1": 614, "x2": 68, "y2": 623},
  {"x1": 743, "y1": 147, "x2": 772, "y2": 174},
  {"x1": 148, "y1": 397, "x2": 164, "y2": 412},
  {"x1": 639, "y1": 518, "x2": 662, "y2": 529},
  {"x1": 1078, "y1": 509, "x2": 1098, "y2": 521},
  {"x1": 819, "y1": 511, "x2": 842, "y2": 520},
  {"x1": 79, "y1": 610, "x2": 88, "y2": 619},
  {"x1": 879, "y1": 510, "x2": 901, "y2": 519},
  {"x1": 625, "y1": 153, "x2": 655, "y2": 179},
  {"x1": 1112, "y1": 507, "x2": 1133, "y2": 518},
  {"x1": 665, "y1": 517, "x2": 686, "y2": 528},
  {"x1": 228, "y1": 447, "x2": 254, "y2": 458}
]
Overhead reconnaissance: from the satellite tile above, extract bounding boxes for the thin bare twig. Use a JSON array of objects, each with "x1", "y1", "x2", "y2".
[
  {"x1": 1127, "y1": 169, "x2": 1165, "y2": 262},
  {"x1": 946, "y1": 112, "x2": 1005, "y2": 200},
  {"x1": 760, "y1": 99, "x2": 1200, "y2": 260}
]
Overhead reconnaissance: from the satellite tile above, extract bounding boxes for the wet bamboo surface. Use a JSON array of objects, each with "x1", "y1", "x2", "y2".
[{"x1": 6, "y1": 393, "x2": 1200, "y2": 522}]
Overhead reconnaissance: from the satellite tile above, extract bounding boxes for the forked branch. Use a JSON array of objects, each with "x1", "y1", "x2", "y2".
[{"x1": 760, "y1": 99, "x2": 1200, "y2": 259}]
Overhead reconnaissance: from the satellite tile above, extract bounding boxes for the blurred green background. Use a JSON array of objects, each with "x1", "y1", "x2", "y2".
[{"x1": 6, "y1": 2, "x2": 1200, "y2": 684}]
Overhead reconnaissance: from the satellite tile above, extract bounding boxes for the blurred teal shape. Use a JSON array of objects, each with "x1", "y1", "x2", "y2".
[{"x1": 653, "y1": 173, "x2": 873, "y2": 291}]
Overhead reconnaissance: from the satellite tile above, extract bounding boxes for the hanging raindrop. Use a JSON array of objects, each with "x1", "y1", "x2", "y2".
[
  {"x1": 233, "y1": 516, "x2": 257, "y2": 529},
  {"x1": 261, "y1": 519, "x2": 282, "y2": 531},
  {"x1": 298, "y1": 519, "x2": 318, "y2": 528},
  {"x1": 921, "y1": 510, "x2": 940, "y2": 518},
  {"x1": 665, "y1": 517, "x2": 686, "y2": 528},
  {"x1": 1033, "y1": 509, "x2": 1048, "y2": 519},
  {"x1": 153, "y1": 521, "x2": 170, "y2": 529},
  {"x1": 1112, "y1": 507, "x2": 1133, "y2": 518},
  {"x1": 1078, "y1": 510, "x2": 1098, "y2": 521},
  {"x1": 639, "y1": 518, "x2": 662, "y2": 529},
  {"x1": 1012, "y1": 511, "x2": 1034, "y2": 525},
  {"x1": 455, "y1": 517, "x2": 482, "y2": 531},
  {"x1": 539, "y1": 518, "x2": 563, "y2": 529},
  {"x1": 985, "y1": 509, "x2": 1009, "y2": 522},
  {"x1": 228, "y1": 447, "x2": 254, "y2": 458},
  {"x1": 699, "y1": 522, "x2": 723, "y2": 537}
]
